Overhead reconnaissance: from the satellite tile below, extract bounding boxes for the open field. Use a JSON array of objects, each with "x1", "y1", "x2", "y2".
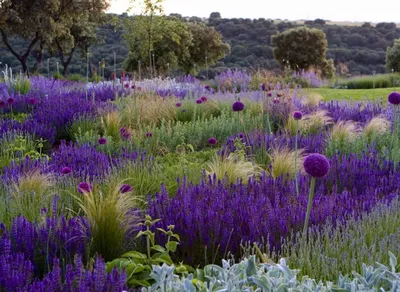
[{"x1": 309, "y1": 87, "x2": 399, "y2": 101}]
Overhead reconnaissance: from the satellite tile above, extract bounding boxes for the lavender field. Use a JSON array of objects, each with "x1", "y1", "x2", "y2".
[{"x1": 2, "y1": 69, "x2": 400, "y2": 291}]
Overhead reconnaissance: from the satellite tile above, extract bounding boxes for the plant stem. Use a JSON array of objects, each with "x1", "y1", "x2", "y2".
[
  {"x1": 295, "y1": 120, "x2": 299, "y2": 196},
  {"x1": 303, "y1": 177, "x2": 315, "y2": 235},
  {"x1": 146, "y1": 226, "x2": 151, "y2": 259}
]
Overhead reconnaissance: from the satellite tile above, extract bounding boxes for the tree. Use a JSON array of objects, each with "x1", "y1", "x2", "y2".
[
  {"x1": 0, "y1": 0, "x2": 60, "y2": 74},
  {"x1": 272, "y1": 26, "x2": 331, "y2": 74},
  {"x1": 181, "y1": 22, "x2": 230, "y2": 74},
  {"x1": 127, "y1": 0, "x2": 165, "y2": 78},
  {"x1": 386, "y1": 39, "x2": 400, "y2": 73}
]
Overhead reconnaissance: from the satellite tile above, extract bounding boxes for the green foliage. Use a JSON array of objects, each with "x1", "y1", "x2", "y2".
[
  {"x1": 68, "y1": 115, "x2": 101, "y2": 141},
  {"x1": 107, "y1": 215, "x2": 191, "y2": 288},
  {"x1": 272, "y1": 26, "x2": 330, "y2": 73},
  {"x1": 386, "y1": 39, "x2": 400, "y2": 73},
  {"x1": 66, "y1": 74, "x2": 85, "y2": 82},
  {"x1": 143, "y1": 253, "x2": 400, "y2": 291},
  {"x1": 75, "y1": 183, "x2": 140, "y2": 261},
  {"x1": 0, "y1": 133, "x2": 47, "y2": 170},
  {"x1": 278, "y1": 199, "x2": 400, "y2": 282},
  {"x1": 337, "y1": 73, "x2": 400, "y2": 89}
]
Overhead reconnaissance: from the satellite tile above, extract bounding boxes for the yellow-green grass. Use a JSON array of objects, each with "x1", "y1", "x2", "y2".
[{"x1": 307, "y1": 87, "x2": 398, "y2": 101}]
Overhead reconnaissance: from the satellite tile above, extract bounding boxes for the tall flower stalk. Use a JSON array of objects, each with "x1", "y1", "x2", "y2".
[
  {"x1": 302, "y1": 153, "x2": 330, "y2": 235},
  {"x1": 293, "y1": 111, "x2": 303, "y2": 196}
]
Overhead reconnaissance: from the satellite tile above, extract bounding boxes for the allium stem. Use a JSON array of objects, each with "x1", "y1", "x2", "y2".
[
  {"x1": 303, "y1": 177, "x2": 315, "y2": 235},
  {"x1": 295, "y1": 120, "x2": 299, "y2": 196}
]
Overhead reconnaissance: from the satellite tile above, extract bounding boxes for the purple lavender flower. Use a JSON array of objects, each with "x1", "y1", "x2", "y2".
[
  {"x1": 196, "y1": 99, "x2": 203, "y2": 104},
  {"x1": 232, "y1": 100, "x2": 245, "y2": 112},
  {"x1": 388, "y1": 92, "x2": 400, "y2": 105},
  {"x1": 61, "y1": 166, "x2": 72, "y2": 175},
  {"x1": 7, "y1": 97, "x2": 15, "y2": 105},
  {"x1": 200, "y1": 96, "x2": 208, "y2": 102},
  {"x1": 98, "y1": 137, "x2": 107, "y2": 145},
  {"x1": 208, "y1": 137, "x2": 217, "y2": 145},
  {"x1": 120, "y1": 184, "x2": 133, "y2": 193},
  {"x1": 304, "y1": 153, "x2": 330, "y2": 178},
  {"x1": 293, "y1": 111, "x2": 303, "y2": 120},
  {"x1": 77, "y1": 182, "x2": 93, "y2": 194}
]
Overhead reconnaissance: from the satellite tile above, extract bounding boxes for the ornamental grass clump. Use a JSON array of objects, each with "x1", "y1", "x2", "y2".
[
  {"x1": 205, "y1": 152, "x2": 261, "y2": 184},
  {"x1": 303, "y1": 92, "x2": 322, "y2": 108},
  {"x1": 364, "y1": 116, "x2": 391, "y2": 141},
  {"x1": 326, "y1": 120, "x2": 360, "y2": 156},
  {"x1": 303, "y1": 153, "x2": 330, "y2": 234},
  {"x1": 268, "y1": 147, "x2": 304, "y2": 180},
  {"x1": 74, "y1": 182, "x2": 141, "y2": 261},
  {"x1": 101, "y1": 111, "x2": 122, "y2": 142},
  {"x1": 300, "y1": 110, "x2": 332, "y2": 135}
]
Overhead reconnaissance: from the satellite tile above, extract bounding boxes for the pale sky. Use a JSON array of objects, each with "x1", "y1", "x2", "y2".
[{"x1": 109, "y1": 0, "x2": 400, "y2": 23}]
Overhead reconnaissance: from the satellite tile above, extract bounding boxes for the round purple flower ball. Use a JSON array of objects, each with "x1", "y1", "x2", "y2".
[
  {"x1": 267, "y1": 92, "x2": 272, "y2": 97},
  {"x1": 28, "y1": 97, "x2": 37, "y2": 105},
  {"x1": 261, "y1": 84, "x2": 266, "y2": 91},
  {"x1": 200, "y1": 96, "x2": 208, "y2": 102},
  {"x1": 181, "y1": 109, "x2": 186, "y2": 113},
  {"x1": 196, "y1": 99, "x2": 203, "y2": 104},
  {"x1": 232, "y1": 101, "x2": 245, "y2": 112},
  {"x1": 303, "y1": 153, "x2": 330, "y2": 178},
  {"x1": 146, "y1": 131, "x2": 152, "y2": 138},
  {"x1": 98, "y1": 137, "x2": 107, "y2": 145},
  {"x1": 293, "y1": 111, "x2": 303, "y2": 120},
  {"x1": 0, "y1": 100, "x2": 6, "y2": 108},
  {"x1": 61, "y1": 166, "x2": 72, "y2": 175},
  {"x1": 77, "y1": 182, "x2": 93, "y2": 194},
  {"x1": 176, "y1": 102, "x2": 182, "y2": 107},
  {"x1": 7, "y1": 97, "x2": 15, "y2": 105},
  {"x1": 239, "y1": 133, "x2": 245, "y2": 139},
  {"x1": 388, "y1": 92, "x2": 400, "y2": 105},
  {"x1": 120, "y1": 184, "x2": 133, "y2": 193},
  {"x1": 208, "y1": 137, "x2": 217, "y2": 145}
]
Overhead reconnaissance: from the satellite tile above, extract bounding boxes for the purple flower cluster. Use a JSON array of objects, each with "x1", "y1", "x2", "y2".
[
  {"x1": 148, "y1": 151, "x2": 400, "y2": 265},
  {"x1": 49, "y1": 142, "x2": 111, "y2": 181}
]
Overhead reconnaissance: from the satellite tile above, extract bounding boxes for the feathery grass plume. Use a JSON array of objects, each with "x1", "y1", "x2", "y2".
[
  {"x1": 303, "y1": 92, "x2": 323, "y2": 108},
  {"x1": 205, "y1": 152, "x2": 261, "y2": 184},
  {"x1": 285, "y1": 115, "x2": 297, "y2": 136},
  {"x1": 300, "y1": 110, "x2": 332, "y2": 135},
  {"x1": 74, "y1": 182, "x2": 141, "y2": 261},
  {"x1": 268, "y1": 147, "x2": 304, "y2": 179},
  {"x1": 10, "y1": 169, "x2": 55, "y2": 223},
  {"x1": 329, "y1": 120, "x2": 360, "y2": 144},
  {"x1": 364, "y1": 116, "x2": 391, "y2": 140},
  {"x1": 101, "y1": 110, "x2": 122, "y2": 141}
]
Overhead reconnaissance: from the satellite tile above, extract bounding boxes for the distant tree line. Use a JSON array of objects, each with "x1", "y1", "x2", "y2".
[{"x1": 1, "y1": 6, "x2": 400, "y2": 78}]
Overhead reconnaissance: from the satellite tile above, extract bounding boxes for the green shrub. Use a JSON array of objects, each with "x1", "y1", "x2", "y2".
[
  {"x1": 338, "y1": 73, "x2": 400, "y2": 89},
  {"x1": 66, "y1": 73, "x2": 85, "y2": 82}
]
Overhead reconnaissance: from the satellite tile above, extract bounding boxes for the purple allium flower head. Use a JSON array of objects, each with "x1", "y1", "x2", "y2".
[
  {"x1": 0, "y1": 100, "x2": 5, "y2": 108},
  {"x1": 181, "y1": 109, "x2": 186, "y2": 113},
  {"x1": 146, "y1": 131, "x2": 152, "y2": 138},
  {"x1": 200, "y1": 96, "x2": 208, "y2": 102},
  {"x1": 205, "y1": 85, "x2": 211, "y2": 91},
  {"x1": 388, "y1": 92, "x2": 400, "y2": 105},
  {"x1": 7, "y1": 97, "x2": 15, "y2": 105},
  {"x1": 77, "y1": 182, "x2": 92, "y2": 194},
  {"x1": 273, "y1": 97, "x2": 280, "y2": 104},
  {"x1": 293, "y1": 111, "x2": 303, "y2": 120},
  {"x1": 176, "y1": 102, "x2": 182, "y2": 107},
  {"x1": 120, "y1": 184, "x2": 133, "y2": 193},
  {"x1": 232, "y1": 100, "x2": 245, "y2": 112},
  {"x1": 239, "y1": 133, "x2": 245, "y2": 139},
  {"x1": 124, "y1": 83, "x2": 130, "y2": 88},
  {"x1": 28, "y1": 97, "x2": 37, "y2": 105},
  {"x1": 196, "y1": 99, "x2": 203, "y2": 104},
  {"x1": 131, "y1": 84, "x2": 135, "y2": 89},
  {"x1": 208, "y1": 137, "x2": 217, "y2": 145},
  {"x1": 120, "y1": 127, "x2": 131, "y2": 140},
  {"x1": 304, "y1": 153, "x2": 330, "y2": 178},
  {"x1": 267, "y1": 92, "x2": 272, "y2": 97},
  {"x1": 98, "y1": 137, "x2": 107, "y2": 145},
  {"x1": 261, "y1": 84, "x2": 266, "y2": 91},
  {"x1": 61, "y1": 166, "x2": 72, "y2": 175}
]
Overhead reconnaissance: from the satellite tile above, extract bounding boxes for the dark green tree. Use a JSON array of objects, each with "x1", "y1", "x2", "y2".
[
  {"x1": 386, "y1": 39, "x2": 400, "y2": 73},
  {"x1": 272, "y1": 26, "x2": 332, "y2": 75}
]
